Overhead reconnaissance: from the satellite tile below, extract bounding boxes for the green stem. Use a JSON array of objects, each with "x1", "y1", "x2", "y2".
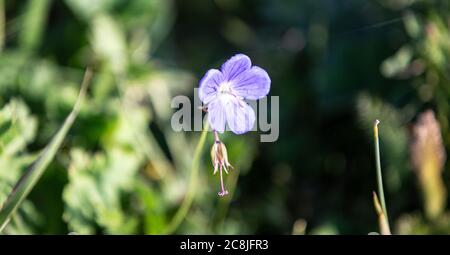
[
  {"x1": 164, "y1": 121, "x2": 210, "y2": 234},
  {"x1": 374, "y1": 120, "x2": 389, "y2": 222}
]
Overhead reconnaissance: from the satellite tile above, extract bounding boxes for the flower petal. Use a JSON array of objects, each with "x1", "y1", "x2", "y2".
[
  {"x1": 221, "y1": 54, "x2": 251, "y2": 81},
  {"x1": 199, "y1": 69, "x2": 223, "y2": 104},
  {"x1": 207, "y1": 98, "x2": 227, "y2": 133},
  {"x1": 226, "y1": 99, "x2": 255, "y2": 134},
  {"x1": 231, "y1": 66, "x2": 271, "y2": 100}
]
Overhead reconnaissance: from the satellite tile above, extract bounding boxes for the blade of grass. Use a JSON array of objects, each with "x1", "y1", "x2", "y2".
[
  {"x1": 374, "y1": 120, "x2": 388, "y2": 219},
  {"x1": 373, "y1": 191, "x2": 391, "y2": 235},
  {"x1": 0, "y1": 67, "x2": 93, "y2": 232},
  {"x1": 373, "y1": 119, "x2": 390, "y2": 232}
]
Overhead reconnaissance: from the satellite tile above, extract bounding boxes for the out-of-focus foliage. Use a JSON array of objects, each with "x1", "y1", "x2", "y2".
[
  {"x1": 2, "y1": 0, "x2": 450, "y2": 234},
  {"x1": 358, "y1": 0, "x2": 450, "y2": 233},
  {"x1": 410, "y1": 110, "x2": 446, "y2": 219},
  {"x1": 0, "y1": 0, "x2": 257, "y2": 235},
  {"x1": 0, "y1": 99, "x2": 40, "y2": 234}
]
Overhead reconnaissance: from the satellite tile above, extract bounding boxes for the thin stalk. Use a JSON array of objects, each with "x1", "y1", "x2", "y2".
[
  {"x1": 374, "y1": 120, "x2": 389, "y2": 222},
  {"x1": 373, "y1": 191, "x2": 391, "y2": 235},
  {"x1": 211, "y1": 166, "x2": 239, "y2": 231},
  {"x1": 214, "y1": 131, "x2": 220, "y2": 142},
  {"x1": 164, "y1": 121, "x2": 210, "y2": 234}
]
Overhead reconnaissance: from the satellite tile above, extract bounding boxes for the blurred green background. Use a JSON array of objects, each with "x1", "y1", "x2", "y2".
[{"x1": 1, "y1": 0, "x2": 450, "y2": 234}]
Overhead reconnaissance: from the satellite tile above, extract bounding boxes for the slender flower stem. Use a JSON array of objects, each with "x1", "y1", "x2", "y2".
[
  {"x1": 164, "y1": 121, "x2": 210, "y2": 234},
  {"x1": 374, "y1": 120, "x2": 389, "y2": 222},
  {"x1": 214, "y1": 131, "x2": 220, "y2": 142},
  {"x1": 211, "y1": 166, "x2": 238, "y2": 230}
]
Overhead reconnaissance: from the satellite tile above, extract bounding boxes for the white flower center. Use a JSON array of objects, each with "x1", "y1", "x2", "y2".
[{"x1": 218, "y1": 82, "x2": 232, "y2": 94}]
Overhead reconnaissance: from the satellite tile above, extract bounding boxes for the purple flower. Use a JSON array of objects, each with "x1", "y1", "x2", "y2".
[{"x1": 199, "y1": 54, "x2": 271, "y2": 134}]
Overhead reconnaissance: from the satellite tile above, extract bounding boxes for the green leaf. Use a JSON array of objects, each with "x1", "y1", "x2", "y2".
[
  {"x1": 64, "y1": 0, "x2": 116, "y2": 21},
  {"x1": 0, "y1": 99, "x2": 39, "y2": 234},
  {"x1": 135, "y1": 181, "x2": 167, "y2": 234},
  {"x1": 0, "y1": 99, "x2": 37, "y2": 156},
  {"x1": 380, "y1": 45, "x2": 414, "y2": 79},
  {"x1": 91, "y1": 14, "x2": 128, "y2": 74},
  {"x1": 62, "y1": 104, "x2": 150, "y2": 234},
  {"x1": 63, "y1": 148, "x2": 142, "y2": 234},
  {"x1": 19, "y1": 0, "x2": 52, "y2": 52}
]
